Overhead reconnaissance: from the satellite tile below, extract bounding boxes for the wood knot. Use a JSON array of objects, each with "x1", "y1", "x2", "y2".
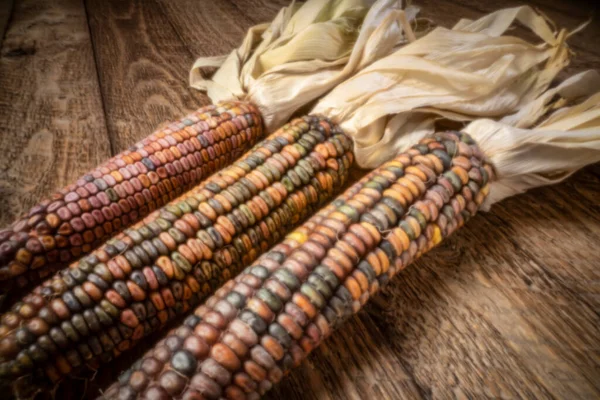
[{"x1": 2, "y1": 39, "x2": 36, "y2": 57}]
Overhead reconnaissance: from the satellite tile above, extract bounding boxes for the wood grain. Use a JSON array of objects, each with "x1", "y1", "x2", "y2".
[
  {"x1": 155, "y1": 0, "x2": 291, "y2": 76},
  {"x1": 0, "y1": 0, "x2": 110, "y2": 226},
  {"x1": 156, "y1": 0, "x2": 254, "y2": 59},
  {"x1": 226, "y1": 0, "x2": 290, "y2": 24},
  {"x1": 0, "y1": 0, "x2": 599, "y2": 399},
  {"x1": 85, "y1": 0, "x2": 208, "y2": 153}
]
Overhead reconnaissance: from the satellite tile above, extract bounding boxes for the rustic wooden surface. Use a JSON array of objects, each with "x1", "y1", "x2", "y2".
[{"x1": 0, "y1": 0, "x2": 599, "y2": 399}]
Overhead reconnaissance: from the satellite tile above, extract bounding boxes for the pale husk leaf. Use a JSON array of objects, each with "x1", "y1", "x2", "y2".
[
  {"x1": 465, "y1": 71, "x2": 600, "y2": 209},
  {"x1": 311, "y1": 6, "x2": 572, "y2": 168},
  {"x1": 190, "y1": 0, "x2": 418, "y2": 131}
]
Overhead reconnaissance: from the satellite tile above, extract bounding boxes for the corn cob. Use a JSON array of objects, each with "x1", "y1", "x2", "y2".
[
  {"x1": 0, "y1": 116, "x2": 354, "y2": 385},
  {"x1": 0, "y1": 102, "x2": 263, "y2": 292},
  {"x1": 102, "y1": 130, "x2": 493, "y2": 399},
  {"x1": 100, "y1": 166, "x2": 375, "y2": 400}
]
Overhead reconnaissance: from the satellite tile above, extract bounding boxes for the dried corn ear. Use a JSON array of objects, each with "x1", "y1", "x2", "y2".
[
  {"x1": 0, "y1": 102, "x2": 263, "y2": 292},
  {"x1": 102, "y1": 130, "x2": 493, "y2": 399},
  {"x1": 0, "y1": 116, "x2": 353, "y2": 385}
]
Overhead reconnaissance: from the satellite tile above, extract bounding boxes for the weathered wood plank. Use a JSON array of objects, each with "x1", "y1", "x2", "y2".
[
  {"x1": 156, "y1": 0, "x2": 254, "y2": 59},
  {"x1": 85, "y1": 0, "x2": 208, "y2": 153},
  {"x1": 0, "y1": 0, "x2": 110, "y2": 226},
  {"x1": 1, "y1": 0, "x2": 599, "y2": 399},
  {"x1": 227, "y1": 0, "x2": 290, "y2": 24},
  {"x1": 155, "y1": 0, "x2": 290, "y2": 67}
]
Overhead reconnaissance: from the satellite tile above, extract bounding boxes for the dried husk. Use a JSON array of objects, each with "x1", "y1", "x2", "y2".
[
  {"x1": 190, "y1": 0, "x2": 419, "y2": 131},
  {"x1": 191, "y1": 1, "x2": 599, "y2": 207},
  {"x1": 311, "y1": 6, "x2": 575, "y2": 168},
  {"x1": 465, "y1": 71, "x2": 600, "y2": 208}
]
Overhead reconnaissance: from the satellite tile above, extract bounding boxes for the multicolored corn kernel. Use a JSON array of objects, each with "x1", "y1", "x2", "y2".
[
  {"x1": 0, "y1": 101, "x2": 263, "y2": 292},
  {"x1": 0, "y1": 115, "x2": 354, "y2": 385},
  {"x1": 102, "y1": 130, "x2": 494, "y2": 399}
]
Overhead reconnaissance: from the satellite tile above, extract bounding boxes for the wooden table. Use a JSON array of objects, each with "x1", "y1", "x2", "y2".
[{"x1": 0, "y1": 0, "x2": 598, "y2": 398}]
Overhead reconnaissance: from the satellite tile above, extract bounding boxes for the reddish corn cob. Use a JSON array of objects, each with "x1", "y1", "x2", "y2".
[
  {"x1": 0, "y1": 102, "x2": 263, "y2": 292},
  {"x1": 102, "y1": 130, "x2": 494, "y2": 399},
  {"x1": 0, "y1": 116, "x2": 354, "y2": 386}
]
